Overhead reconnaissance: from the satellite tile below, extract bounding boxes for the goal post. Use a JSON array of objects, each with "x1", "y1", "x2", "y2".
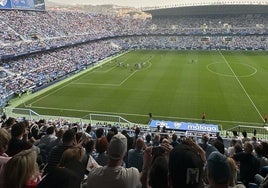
[
  {"x1": 5, "y1": 107, "x2": 40, "y2": 121},
  {"x1": 81, "y1": 113, "x2": 134, "y2": 128}
]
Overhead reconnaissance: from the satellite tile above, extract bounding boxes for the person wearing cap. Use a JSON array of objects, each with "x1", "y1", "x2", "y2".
[
  {"x1": 86, "y1": 133, "x2": 141, "y2": 188},
  {"x1": 206, "y1": 151, "x2": 231, "y2": 188},
  {"x1": 169, "y1": 142, "x2": 205, "y2": 188},
  {"x1": 205, "y1": 151, "x2": 246, "y2": 188}
]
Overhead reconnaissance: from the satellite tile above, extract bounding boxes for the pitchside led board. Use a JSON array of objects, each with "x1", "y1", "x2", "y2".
[
  {"x1": 0, "y1": 0, "x2": 45, "y2": 10},
  {"x1": 150, "y1": 120, "x2": 219, "y2": 133}
]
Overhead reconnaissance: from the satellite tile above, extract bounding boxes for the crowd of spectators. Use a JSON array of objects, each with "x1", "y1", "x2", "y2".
[
  {"x1": 0, "y1": 10, "x2": 268, "y2": 56},
  {"x1": 0, "y1": 39, "x2": 121, "y2": 104},
  {"x1": 0, "y1": 9, "x2": 268, "y2": 111},
  {"x1": 113, "y1": 35, "x2": 268, "y2": 50},
  {"x1": 1, "y1": 116, "x2": 268, "y2": 187}
]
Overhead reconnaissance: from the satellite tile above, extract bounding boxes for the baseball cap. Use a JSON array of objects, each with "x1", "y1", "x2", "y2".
[
  {"x1": 169, "y1": 144, "x2": 204, "y2": 188},
  {"x1": 107, "y1": 133, "x2": 127, "y2": 160},
  {"x1": 207, "y1": 151, "x2": 230, "y2": 184}
]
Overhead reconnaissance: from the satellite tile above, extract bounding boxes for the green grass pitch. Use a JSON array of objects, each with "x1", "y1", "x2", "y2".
[{"x1": 17, "y1": 50, "x2": 268, "y2": 129}]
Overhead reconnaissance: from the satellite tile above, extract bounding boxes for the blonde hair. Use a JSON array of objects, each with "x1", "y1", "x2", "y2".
[
  {"x1": 0, "y1": 128, "x2": 11, "y2": 154},
  {"x1": 153, "y1": 134, "x2": 160, "y2": 142},
  {"x1": 4, "y1": 149, "x2": 39, "y2": 188},
  {"x1": 227, "y1": 157, "x2": 238, "y2": 187},
  {"x1": 58, "y1": 146, "x2": 85, "y2": 167}
]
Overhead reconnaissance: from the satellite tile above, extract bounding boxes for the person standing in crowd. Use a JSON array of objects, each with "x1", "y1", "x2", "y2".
[
  {"x1": 3, "y1": 149, "x2": 41, "y2": 188},
  {"x1": 0, "y1": 128, "x2": 11, "y2": 187},
  {"x1": 233, "y1": 142, "x2": 260, "y2": 187},
  {"x1": 0, "y1": 114, "x2": 7, "y2": 127},
  {"x1": 57, "y1": 146, "x2": 86, "y2": 184},
  {"x1": 38, "y1": 126, "x2": 57, "y2": 147},
  {"x1": 169, "y1": 141, "x2": 205, "y2": 188},
  {"x1": 44, "y1": 129, "x2": 76, "y2": 175},
  {"x1": 227, "y1": 157, "x2": 239, "y2": 187},
  {"x1": 46, "y1": 128, "x2": 64, "y2": 153},
  {"x1": 149, "y1": 156, "x2": 169, "y2": 188},
  {"x1": 227, "y1": 139, "x2": 238, "y2": 157},
  {"x1": 85, "y1": 124, "x2": 96, "y2": 140},
  {"x1": 1, "y1": 117, "x2": 16, "y2": 132},
  {"x1": 141, "y1": 139, "x2": 178, "y2": 188},
  {"x1": 37, "y1": 167, "x2": 82, "y2": 188},
  {"x1": 132, "y1": 127, "x2": 141, "y2": 148},
  {"x1": 0, "y1": 128, "x2": 11, "y2": 165},
  {"x1": 206, "y1": 151, "x2": 230, "y2": 188},
  {"x1": 199, "y1": 134, "x2": 217, "y2": 160},
  {"x1": 170, "y1": 133, "x2": 179, "y2": 147},
  {"x1": 145, "y1": 133, "x2": 152, "y2": 147},
  {"x1": 37, "y1": 126, "x2": 57, "y2": 164},
  {"x1": 205, "y1": 151, "x2": 246, "y2": 188},
  {"x1": 95, "y1": 128, "x2": 104, "y2": 139},
  {"x1": 87, "y1": 133, "x2": 141, "y2": 188},
  {"x1": 95, "y1": 136, "x2": 109, "y2": 166},
  {"x1": 127, "y1": 137, "x2": 144, "y2": 172},
  {"x1": 254, "y1": 144, "x2": 268, "y2": 171},
  {"x1": 82, "y1": 139, "x2": 96, "y2": 172},
  {"x1": 241, "y1": 131, "x2": 250, "y2": 144},
  {"x1": 152, "y1": 134, "x2": 161, "y2": 146},
  {"x1": 6, "y1": 122, "x2": 34, "y2": 157}
]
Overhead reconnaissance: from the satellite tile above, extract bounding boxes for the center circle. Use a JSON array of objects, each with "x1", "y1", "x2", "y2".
[{"x1": 206, "y1": 62, "x2": 257, "y2": 77}]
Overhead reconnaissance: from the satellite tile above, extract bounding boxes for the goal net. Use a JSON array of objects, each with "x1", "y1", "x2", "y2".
[
  {"x1": 82, "y1": 113, "x2": 134, "y2": 128},
  {"x1": 5, "y1": 107, "x2": 40, "y2": 122}
]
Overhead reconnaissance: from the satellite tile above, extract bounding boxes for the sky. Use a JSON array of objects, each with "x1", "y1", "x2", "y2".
[{"x1": 48, "y1": 0, "x2": 268, "y2": 8}]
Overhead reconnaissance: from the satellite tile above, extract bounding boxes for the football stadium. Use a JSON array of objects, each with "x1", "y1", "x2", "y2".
[{"x1": 1, "y1": 0, "x2": 268, "y2": 187}]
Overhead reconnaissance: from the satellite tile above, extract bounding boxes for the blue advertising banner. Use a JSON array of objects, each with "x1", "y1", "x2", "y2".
[
  {"x1": 11, "y1": 0, "x2": 34, "y2": 9},
  {"x1": 0, "y1": 0, "x2": 11, "y2": 8},
  {"x1": 0, "y1": 0, "x2": 44, "y2": 10},
  {"x1": 149, "y1": 120, "x2": 219, "y2": 133}
]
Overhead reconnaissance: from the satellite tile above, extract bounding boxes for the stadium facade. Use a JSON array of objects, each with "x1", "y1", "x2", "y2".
[
  {"x1": 141, "y1": 0, "x2": 268, "y2": 13},
  {"x1": 145, "y1": 4, "x2": 268, "y2": 16}
]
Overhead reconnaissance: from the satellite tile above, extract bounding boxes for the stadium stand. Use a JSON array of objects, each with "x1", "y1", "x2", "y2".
[
  {"x1": 0, "y1": 9, "x2": 268, "y2": 105},
  {"x1": 0, "y1": 2, "x2": 268, "y2": 187}
]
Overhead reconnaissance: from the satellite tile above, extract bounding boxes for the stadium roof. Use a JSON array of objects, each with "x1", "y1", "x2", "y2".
[
  {"x1": 47, "y1": 0, "x2": 268, "y2": 15},
  {"x1": 144, "y1": 4, "x2": 268, "y2": 16},
  {"x1": 49, "y1": 0, "x2": 268, "y2": 9}
]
